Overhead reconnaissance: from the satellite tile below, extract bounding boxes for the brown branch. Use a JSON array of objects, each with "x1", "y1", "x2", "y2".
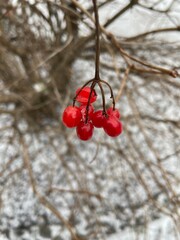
[
  {"x1": 71, "y1": 0, "x2": 179, "y2": 78},
  {"x1": 107, "y1": 33, "x2": 179, "y2": 78},
  {"x1": 115, "y1": 66, "x2": 131, "y2": 102},
  {"x1": 126, "y1": 27, "x2": 180, "y2": 41},
  {"x1": 103, "y1": 0, "x2": 138, "y2": 28}
]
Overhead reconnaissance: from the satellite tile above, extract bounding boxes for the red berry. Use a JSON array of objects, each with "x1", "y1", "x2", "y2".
[
  {"x1": 62, "y1": 106, "x2": 82, "y2": 128},
  {"x1": 76, "y1": 87, "x2": 97, "y2": 103},
  {"x1": 91, "y1": 110, "x2": 106, "y2": 128},
  {"x1": 76, "y1": 121, "x2": 94, "y2": 141},
  {"x1": 103, "y1": 115, "x2": 123, "y2": 137},
  {"x1": 107, "y1": 107, "x2": 120, "y2": 119},
  {"x1": 79, "y1": 104, "x2": 94, "y2": 121}
]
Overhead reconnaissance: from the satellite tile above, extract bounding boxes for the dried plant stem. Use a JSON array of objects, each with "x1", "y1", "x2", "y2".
[{"x1": 92, "y1": 0, "x2": 100, "y2": 80}]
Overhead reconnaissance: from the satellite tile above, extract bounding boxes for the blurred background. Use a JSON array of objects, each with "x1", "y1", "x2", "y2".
[{"x1": 0, "y1": 0, "x2": 180, "y2": 239}]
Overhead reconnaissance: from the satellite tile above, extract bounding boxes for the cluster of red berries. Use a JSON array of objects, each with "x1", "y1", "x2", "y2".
[{"x1": 62, "y1": 87, "x2": 123, "y2": 141}]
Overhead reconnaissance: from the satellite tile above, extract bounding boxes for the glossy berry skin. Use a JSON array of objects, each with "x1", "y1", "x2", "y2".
[
  {"x1": 79, "y1": 104, "x2": 94, "y2": 121},
  {"x1": 76, "y1": 87, "x2": 97, "y2": 103},
  {"x1": 62, "y1": 106, "x2": 82, "y2": 128},
  {"x1": 107, "y1": 107, "x2": 120, "y2": 119},
  {"x1": 103, "y1": 115, "x2": 123, "y2": 137},
  {"x1": 92, "y1": 110, "x2": 106, "y2": 128},
  {"x1": 76, "y1": 121, "x2": 94, "y2": 141}
]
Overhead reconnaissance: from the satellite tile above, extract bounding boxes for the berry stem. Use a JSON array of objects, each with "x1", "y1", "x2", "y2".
[
  {"x1": 73, "y1": 0, "x2": 116, "y2": 122},
  {"x1": 85, "y1": 81, "x2": 96, "y2": 123},
  {"x1": 84, "y1": 0, "x2": 101, "y2": 122},
  {"x1": 97, "y1": 81, "x2": 107, "y2": 117},
  {"x1": 100, "y1": 80, "x2": 116, "y2": 110},
  {"x1": 92, "y1": 0, "x2": 100, "y2": 80}
]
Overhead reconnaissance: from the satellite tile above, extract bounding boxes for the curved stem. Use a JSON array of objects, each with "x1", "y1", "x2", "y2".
[
  {"x1": 92, "y1": 0, "x2": 100, "y2": 80},
  {"x1": 100, "y1": 79, "x2": 116, "y2": 109},
  {"x1": 85, "y1": 81, "x2": 97, "y2": 123},
  {"x1": 97, "y1": 82, "x2": 107, "y2": 116}
]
